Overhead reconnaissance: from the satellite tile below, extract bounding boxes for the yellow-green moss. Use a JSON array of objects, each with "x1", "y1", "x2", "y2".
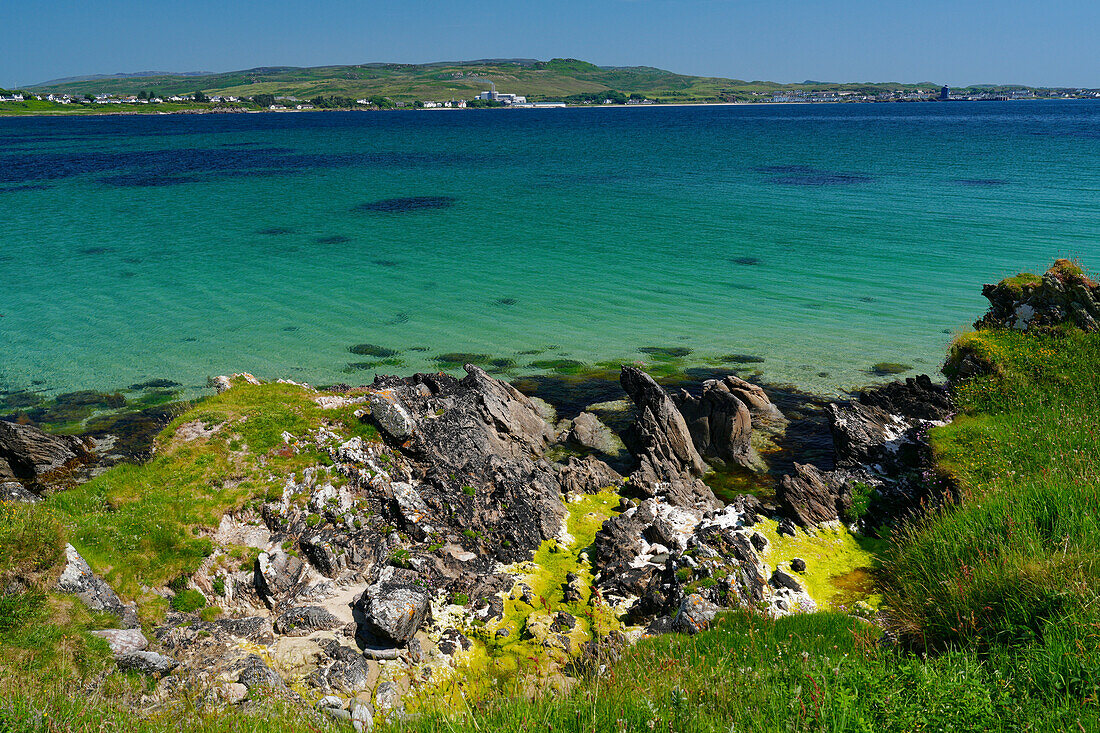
[{"x1": 757, "y1": 519, "x2": 885, "y2": 610}]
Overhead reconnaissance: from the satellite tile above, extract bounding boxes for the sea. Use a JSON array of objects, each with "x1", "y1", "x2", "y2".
[{"x1": 2, "y1": 100, "x2": 1099, "y2": 405}]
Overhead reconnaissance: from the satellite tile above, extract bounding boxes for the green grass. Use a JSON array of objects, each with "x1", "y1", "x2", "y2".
[
  {"x1": 389, "y1": 610, "x2": 1099, "y2": 732},
  {"x1": 882, "y1": 327, "x2": 1100, "y2": 651}
]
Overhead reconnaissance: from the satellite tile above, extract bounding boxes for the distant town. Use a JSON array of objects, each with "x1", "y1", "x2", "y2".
[{"x1": 2, "y1": 83, "x2": 1099, "y2": 115}]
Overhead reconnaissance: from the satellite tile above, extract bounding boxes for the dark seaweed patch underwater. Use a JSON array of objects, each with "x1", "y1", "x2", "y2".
[
  {"x1": 753, "y1": 164, "x2": 874, "y2": 186},
  {"x1": 353, "y1": 196, "x2": 457, "y2": 213}
]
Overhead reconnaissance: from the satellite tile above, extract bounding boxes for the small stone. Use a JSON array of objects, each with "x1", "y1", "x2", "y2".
[
  {"x1": 317, "y1": 695, "x2": 344, "y2": 711},
  {"x1": 791, "y1": 558, "x2": 807, "y2": 573},
  {"x1": 495, "y1": 627, "x2": 510, "y2": 639},
  {"x1": 375, "y1": 681, "x2": 399, "y2": 711},
  {"x1": 220, "y1": 682, "x2": 248, "y2": 704},
  {"x1": 750, "y1": 532, "x2": 768, "y2": 551},
  {"x1": 777, "y1": 518, "x2": 798, "y2": 537}
]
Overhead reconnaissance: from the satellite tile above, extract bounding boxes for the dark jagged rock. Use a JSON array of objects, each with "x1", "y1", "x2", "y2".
[
  {"x1": 827, "y1": 401, "x2": 900, "y2": 469},
  {"x1": 858, "y1": 375, "x2": 953, "y2": 422},
  {"x1": 237, "y1": 655, "x2": 287, "y2": 690},
  {"x1": 556, "y1": 455, "x2": 622, "y2": 495},
  {"x1": 0, "y1": 420, "x2": 95, "y2": 494},
  {"x1": 354, "y1": 566, "x2": 430, "y2": 647},
  {"x1": 673, "y1": 594, "x2": 718, "y2": 634},
  {"x1": 675, "y1": 382, "x2": 761, "y2": 472},
  {"x1": 619, "y1": 367, "x2": 715, "y2": 508},
  {"x1": 369, "y1": 365, "x2": 554, "y2": 468},
  {"x1": 710, "y1": 375, "x2": 788, "y2": 430},
  {"x1": 567, "y1": 411, "x2": 628, "y2": 463},
  {"x1": 215, "y1": 617, "x2": 275, "y2": 645},
  {"x1": 771, "y1": 568, "x2": 804, "y2": 593},
  {"x1": 776, "y1": 463, "x2": 851, "y2": 527},
  {"x1": 117, "y1": 650, "x2": 179, "y2": 676}
]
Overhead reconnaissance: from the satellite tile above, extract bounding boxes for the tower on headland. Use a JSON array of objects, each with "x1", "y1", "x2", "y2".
[{"x1": 940, "y1": 85, "x2": 950, "y2": 101}]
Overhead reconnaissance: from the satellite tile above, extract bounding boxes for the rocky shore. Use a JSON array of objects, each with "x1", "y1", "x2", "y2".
[{"x1": 0, "y1": 346, "x2": 961, "y2": 726}]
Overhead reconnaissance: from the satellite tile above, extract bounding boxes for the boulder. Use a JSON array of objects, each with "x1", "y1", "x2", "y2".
[
  {"x1": 274, "y1": 606, "x2": 342, "y2": 636},
  {"x1": 827, "y1": 401, "x2": 902, "y2": 469},
  {"x1": 116, "y1": 650, "x2": 178, "y2": 676},
  {"x1": 567, "y1": 412, "x2": 629, "y2": 463},
  {"x1": 56, "y1": 544, "x2": 139, "y2": 628},
  {"x1": 254, "y1": 549, "x2": 309, "y2": 608},
  {"x1": 708, "y1": 375, "x2": 787, "y2": 429},
  {"x1": 90, "y1": 628, "x2": 148, "y2": 656},
  {"x1": 354, "y1": 567, "x2": 430, "y2": 646}
]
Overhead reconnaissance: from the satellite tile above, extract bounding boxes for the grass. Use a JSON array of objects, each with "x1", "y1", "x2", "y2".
[
  {"x1": 882, "y1": 327, "x2": 1100, "y2": 651},
  {"x1": 388, "y1": 610, "x2": 1099, "y2": 732}
]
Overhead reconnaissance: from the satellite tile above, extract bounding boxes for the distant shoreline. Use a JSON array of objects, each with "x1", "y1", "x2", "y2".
[{"x1": 0, "y1": 96, "x2": 1078, "y2": 119}]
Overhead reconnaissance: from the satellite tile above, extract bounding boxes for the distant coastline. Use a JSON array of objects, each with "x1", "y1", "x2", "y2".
[{"x1": 0, "y1": 95, "x2": 1082, "y2": 119}]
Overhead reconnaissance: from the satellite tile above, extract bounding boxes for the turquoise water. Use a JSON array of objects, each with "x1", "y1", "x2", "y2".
[{"x1": 1, "y1": 101, "x2": 1099, "y2": 400}]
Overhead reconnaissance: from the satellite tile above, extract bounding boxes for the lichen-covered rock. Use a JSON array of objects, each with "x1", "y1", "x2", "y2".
[
  {"x1": 354, "y1": 566, "x2": 430, "y2": 646},
  {"x1": 674, "y1": 594, "x2": 718, "y2": 634}
]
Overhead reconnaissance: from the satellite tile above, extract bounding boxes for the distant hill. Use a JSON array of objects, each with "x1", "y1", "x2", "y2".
[{"x1": 28, "y1": 58, "x2": 947, "y2": 103}]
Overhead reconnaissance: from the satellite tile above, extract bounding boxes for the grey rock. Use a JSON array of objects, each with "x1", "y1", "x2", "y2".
[
  {"x1": 274, "y1": 606, "x2": 342, "y2": 636},
  {"x1": 620, "y1": 367, "x2": 715, "y2": 508},
  {"x1": 674, "y1": 594, "x2": 718, "y2": 634},
  {"x1": 56, "y1": 544, "x2": 139, "y2": 628},
  {"x1": 351, "y1": 697, "x2": 375, "y2": 732},
  {"x1": 375, "y1": 681, "x2": 400, "y2": 711},
  {"x1": 317, "y1": 695, "x2": 344, "y2": 710},
  {"x1": 750, "y1": 532, "x2": 768, "y2": 552},
  {"x1": 675, "y1": 380, "x2": 764, "y2": 472},
  {"x1": 254, "y1": 549, "x2": 308, "y2": 608},
  {"x1": 556, "y1": 455, "x2": 622, "y2": 494},
  {"x1": 89, "y1": 628, "x2": 148, "y2": 656},
  {"x1": 237, "y1": 655, "x2": 285, "y2": 690},
  {"x1": 777, "y1": 463, "x2": 851, "y2": 527},
  {"x1": 354, "y1": 566, "x2": 430, "y2": 646},
  {"x1": 215, "y1": 616, "x2": 275, "y2": 644},
  {"x1": 116, "y1": 650, "x2": 178, "y2": 676},
  {"x1": 568, "y1": 412, "x2": 628, "y2": 462}
]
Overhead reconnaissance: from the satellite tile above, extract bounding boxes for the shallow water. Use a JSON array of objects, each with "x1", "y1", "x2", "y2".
[{"x1": 1, "y1": 101, "x2": 1099, "y2": 401}]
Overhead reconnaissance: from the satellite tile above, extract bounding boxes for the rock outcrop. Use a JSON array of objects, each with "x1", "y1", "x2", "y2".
[
  {"x1": 619, "y1": 367, "x2": 714, "y2": 508},
  {"x1": 56, "y1": 543, "x2": 140, "y2": 628},
  {"x1": 777, "y1": 376, "x2": 954, "y2": 530},
  {"x1": 353, "y1": 566, "x2": 431, "y2": 647},
  {"x1": 674, "y1": 379, "x2": 764, "y2": 472},
  {"x1": 0, "y1": 420, "x2": 95, "y2": 496},
  {"x1": 976, "y1": 259, "x2": 1100, "y2": 332}
]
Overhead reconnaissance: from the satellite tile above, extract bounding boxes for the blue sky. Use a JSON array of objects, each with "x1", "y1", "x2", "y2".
[{"x1": 3, "y1": 0, "x2": 1097, "y2": 88}]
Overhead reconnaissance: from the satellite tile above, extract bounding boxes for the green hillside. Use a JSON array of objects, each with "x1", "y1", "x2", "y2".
[{"x1": 29, "y1": 58, "x2": 941, "y2": 103}]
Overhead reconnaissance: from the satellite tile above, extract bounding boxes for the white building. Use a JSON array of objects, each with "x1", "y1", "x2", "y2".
[{"x1": 475, "y1": 90, "x2": 527, "y2": 105}]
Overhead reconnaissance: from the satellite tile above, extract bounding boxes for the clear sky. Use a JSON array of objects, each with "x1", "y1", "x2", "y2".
[{"x1": 3, "y1": 0, "x2": 1098, "y2": 89}]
